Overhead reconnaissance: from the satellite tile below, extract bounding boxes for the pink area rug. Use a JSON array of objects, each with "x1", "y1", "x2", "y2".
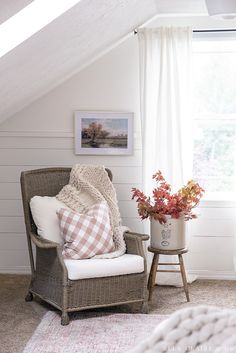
[{"x1": 23, "y1": 312, "x2": 167, "y2": 353}]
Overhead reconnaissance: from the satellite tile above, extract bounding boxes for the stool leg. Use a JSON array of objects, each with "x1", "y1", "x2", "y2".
[
  {"x1": 148, "y1": 254, "x2": 159, "y2": 301},
  {"x1": 178, "y1": 254, "x2": 190, "y2": 302}
]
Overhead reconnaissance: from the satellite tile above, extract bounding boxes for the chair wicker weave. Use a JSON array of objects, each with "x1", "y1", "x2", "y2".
[{"x1": 20, "y1": 167, "x2": 149, "y2": 325}]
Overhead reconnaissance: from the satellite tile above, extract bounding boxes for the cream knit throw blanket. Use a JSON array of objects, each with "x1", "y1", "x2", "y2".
[
  {"x1": 129, "y1": 305, "x2": 236, "y2": 353},
  {"x1": 56, "y1": 164, "x2": 128, "y2": 258}
]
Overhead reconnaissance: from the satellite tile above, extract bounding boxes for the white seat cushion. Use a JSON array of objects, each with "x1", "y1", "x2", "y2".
[{"x1": 64, "y1": 254, "x2": 144, "y2": 280}]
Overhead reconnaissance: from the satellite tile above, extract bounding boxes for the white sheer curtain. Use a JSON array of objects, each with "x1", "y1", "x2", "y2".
[{"x1": 138, "y1": 27, "x2": 194, "y2": 286}]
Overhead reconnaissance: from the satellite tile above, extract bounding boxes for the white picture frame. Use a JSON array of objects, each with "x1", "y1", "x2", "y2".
[{"x1": 75, "y1": 111, "x2": 134, "y2": 155}]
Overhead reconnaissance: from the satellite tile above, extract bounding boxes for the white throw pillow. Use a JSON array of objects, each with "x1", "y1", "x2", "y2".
[{"x1": 30, "y1": 196, "x2": 69, "y2": 244}]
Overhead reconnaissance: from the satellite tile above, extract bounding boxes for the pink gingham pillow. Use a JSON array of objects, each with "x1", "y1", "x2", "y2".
[{"x1": 57, "y1": 201, "x2": 115, "y2": 259}]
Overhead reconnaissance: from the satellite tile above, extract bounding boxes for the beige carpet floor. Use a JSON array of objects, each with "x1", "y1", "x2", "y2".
[{"x1": 1, "y1": 274, "x2": 236, "y2": 353}]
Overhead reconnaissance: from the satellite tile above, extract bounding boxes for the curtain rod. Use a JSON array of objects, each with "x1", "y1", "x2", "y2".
[
  {"x1": 193, "y1": 29, "x2": 236, "y2": 33},
  {"x1": 134, "y1": 28, "x2": 236, "y2": 34}
]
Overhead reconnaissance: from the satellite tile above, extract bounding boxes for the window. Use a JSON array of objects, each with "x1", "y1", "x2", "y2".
[
  {"x1": 192, "y1": 35, "x2": 236, "y2": 199},
  {"x1": 0, "y1": 0, "x2": 81, "y2": 59}
]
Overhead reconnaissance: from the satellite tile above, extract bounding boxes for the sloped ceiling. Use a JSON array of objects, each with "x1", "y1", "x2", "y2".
[
  {"x1": 0, "y1": 0, "x2": 207, "y2": 124},
  {"x1": 0, "y1": 0, "x2": 33, "y2": 24}
]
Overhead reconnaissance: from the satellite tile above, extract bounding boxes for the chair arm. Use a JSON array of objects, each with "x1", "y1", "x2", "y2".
[
  {"x1": 124, "y1": 231, "x2": 149, "y2": 258},
  {"x1": 124, "y1": 231, "x2": 149, "y2": 242},
  {"x1": 30, "y1": 232, "x2": 61, "y2": 249},
  {"x1": 29, "y1": 232, "x2": 68, "y2": 281}
]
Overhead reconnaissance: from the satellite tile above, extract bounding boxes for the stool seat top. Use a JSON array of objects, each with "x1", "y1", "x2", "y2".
[{"x1": 148, "y1": 246, "x2": 188, "y2": 255}]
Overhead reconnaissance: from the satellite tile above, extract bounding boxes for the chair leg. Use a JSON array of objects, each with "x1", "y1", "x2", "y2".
[
  {"x1": 141, "y1": 300, "x2": 149, "y2": 314},
  {"x1": 61, "y1": 311, "x2": 70, "y2": 326},
  {"x1": 25, "y1": 291, "x2": 33, "y2": 302}
]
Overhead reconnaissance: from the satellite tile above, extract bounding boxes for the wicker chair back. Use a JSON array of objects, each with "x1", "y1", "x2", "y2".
[
  {"x1": 21, "y1": 167, "x2": 71, "y2": 234},
  {"x1": 21, "y1": 167, "x2": 112, "y2": 234}
]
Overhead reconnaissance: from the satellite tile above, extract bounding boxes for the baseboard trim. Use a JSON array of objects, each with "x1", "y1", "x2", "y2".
[
  {"x1": 188, "y1": 270, "x2": 236, "y2": 280},
  {"x1": 0, "y1": 266, "x2": 31, "y2": 274},
  {"x1": 1, "y1": 267, "x2": 236, "y2": 280}
]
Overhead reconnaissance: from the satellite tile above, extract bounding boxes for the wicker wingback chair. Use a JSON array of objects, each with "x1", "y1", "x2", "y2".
[{"x1": 20, "y1": 167, "x2": 149, "y2": 325}]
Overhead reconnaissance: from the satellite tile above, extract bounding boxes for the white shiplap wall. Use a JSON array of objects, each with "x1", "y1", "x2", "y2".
[
  {"x1": 0, "y1": 131, "x2": 143, "y2": 273},
  {"x1": 2, "y1": 131, "x2": 236, "y2": 279},
  {"x1": 187, "y1": 202, "x2": 236, "y2": 279}
]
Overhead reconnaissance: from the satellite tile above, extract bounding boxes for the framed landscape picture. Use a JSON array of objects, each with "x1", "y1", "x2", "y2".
[{"x1": 75, "y1": 111, "x2": 134, "y2": 155}]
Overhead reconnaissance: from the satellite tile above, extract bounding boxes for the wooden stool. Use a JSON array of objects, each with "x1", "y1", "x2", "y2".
[{"x1": 147, "y1": 247, "x2": 190, "y2": 302}]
